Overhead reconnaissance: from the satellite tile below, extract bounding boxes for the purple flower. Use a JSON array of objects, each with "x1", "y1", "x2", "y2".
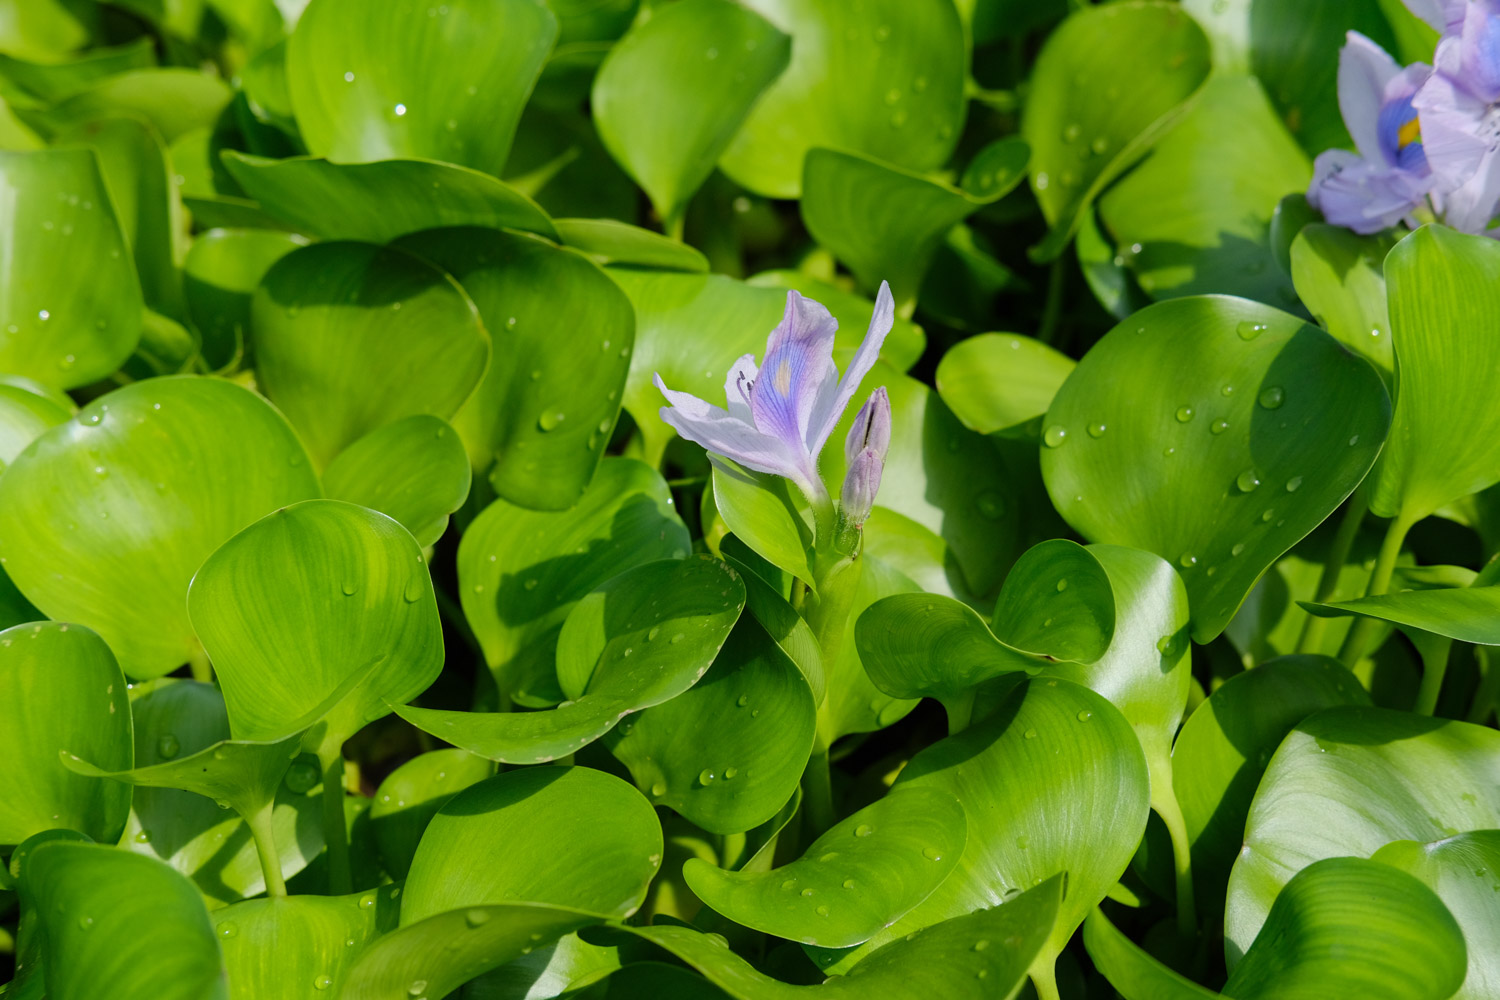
[
  {"x1": 655, "y1": 282, "x2": 894, "y2": 507},
  {"x1": 1412, "y1": 0, "x2": 1500, "y2": 232},
  {"x1": 1308, "y1": 32, "x2": 1435, "y2": 234},
  {"x1": 839, "y1": 386, "x2": 891, "y2": 529},
  {"x1": 1403, "y1": 0, "x2": 1466, "y2": 36}
]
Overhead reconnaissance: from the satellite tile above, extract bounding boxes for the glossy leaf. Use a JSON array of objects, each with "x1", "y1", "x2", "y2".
[
  {"x1": 403, "y1": 766, "x2": 661, "y2": 922},
  {"x1": 1024, "y1": 1, "x2": 1211, "y2": 261},
  {"x1": 221, "y1": 153, "x2": 557, "y2": 242},
  {"x1": 1303, "y1": 585, "x2": 1500, "y2": 644},
  {"x1": 188, "y1": 500, "x2": 443, "y2": 758},
  {"x1": 604, "y1": 616, "x2": 815, "y2": 834},
  {"x1": 251, "y1": 240, "x2": 489, "y2": 469},
  {"x1": 321, "y1": 415, "x2": 471, "y2": 547},
  {"x1": 182, "y1": 228, "x2": 308, "y2": 371},
  {"x1": 0, "y1": 376, "x2": 320, "y2": 679},
  {"x1": 0, "y1": 378, "x2": 71, "y2": 471},
  {"x1": 935, "y1": 333, "x2": 1074, "y2": 437},
  {"x1": 1226, "y1": 706, "x2": 1500, "y2": 964},
  {"x1": 1041, "y1": 295, "x2": 1391, "y2": 641},
  {"x1": 396, "y1": 226, "x2": 633, "y2": 510},
  {"x1": 0, "y1": 148, "x2": 141, "y2": 388},
  {"x1": 1290, "y1": 224, "x2": 1397, "y2": 382},
  {"x1": 712, "y1": 462, "x2": 813, "y2": 586},
  {"x1": 1371, "y1": 225, "x2": 1500, "y2": 525},
  {"x1": 1083, "y1": 908, "x2": 1220, "y2": 1000},
  {"x1": 593, "y1": 0, "x2": 790, "y2": 228},
  {"x1": 685, "y1": 786, "x2": 964, "y2": 947},
  {"x1": 456, "y1": 458, "x2": 689, "y2": 706},
  {"x1": 401, "y1": 556, "x2": 742, "y2": 763},
  {"x1": 33, "y1": 69, "x2": 231, "y2": 144},
  {"x1": 716, "y1": 0, "x2": 966, "y2": 199},
  {"x1": 212, "y1": 889, "x2": 398, "y2": 1000},
  {"x1": 368, "y1": 749, "x2": 492, "y2": 880},
  {"x1": 19, "y1": 841, "x2": 226, "y2": 1000},
  {"x1": 286, "y1": 0, "x2": 557, "y2": 175},
  {"x1": 0, "y1": 623, "x2": 131, "y2": 846},
  {"x1": 553, "y1": 218, "x2": 708, "y2": 272}
]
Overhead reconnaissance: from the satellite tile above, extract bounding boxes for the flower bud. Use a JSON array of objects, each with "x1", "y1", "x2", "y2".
[
  {"x1": 840, "y1": 446, "x2": 884, "y2": 528},
  {"x1": 844, "y1": 387, "x2": 891, "y2": 466}
]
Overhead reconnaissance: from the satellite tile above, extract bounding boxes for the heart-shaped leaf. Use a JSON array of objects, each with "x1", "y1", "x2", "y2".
[
  {"x1": 400, "y1": 556, "x2": 742, "y2": 764},
  {"x1": 935, "y1": 333, "x2": 1074, "y2": 438},
  {"x1": 321, "y1": 415, "x2": 471, "y2": 548},
  {"x1": 592, "y1": 0, "x2": 790, "y2": 230},
  {"x1": 18, "y1": 841, "x2": 225, "y2": 1000},
  {"x1": 212, "y1": 889, "x2": 398, "y2": 999},
  {"x1": 221, "y1": 154, "x2": 557, "y2": 242},
  {"x1": 1371, "y1": 225, "x2": 1500, "y2": 527},
  {"x1": 251, "y1": 240, "x2": 489, "y2": 469},
  {"x1": 0, "y1": 376, "x2": 320, "y2": 679},
  {"x1": 0, "y1": 623, "x2": 131, "y2": 846},
  {"x1": 604, "y1": 615, "x2": 815, "y2": 834},
  {"x1": 1226, "y1": 706, "x2": 1500, "y2": 965},
  {"x1": 800, "y1": 143, "x2": 1026, "y2": 312},
  {"x1": 188, "y1": 500, "x2": 443, "y2": 760},
  {"x1": 0, "y1": 148, "x2": 141, "y2": 388},
  {"x1": 286, "y1": 0, "x2": 557, "y2": 175},
  {"x1": 685, "y1": 786, "x2": 964, "y2": 947},
  {"x1": 1041, "y1": 295, "x2": 1391, "y2": 641},
  {"x1": 1290, "y1": 224, "x2": 1397, "y2": 383},
  {"x1": 1170, "y1": 655, "x2": 1370, "y2": 915},
  {"x1": 396, "y1": 226, "x2": 633, "y2": 510},
  {"x1": 368, "y1": 749, "x2": 492, "y2": 880},
  {"x1": 456, "y1": 458, "x2": 689, "y2": 707},
  {"x1": 403, "y1": 766, "x2": 662, "y2": 923},
  {"x1": 182, "y1": 228, "x2": 308, "y2": 371},
  {"x1": 1024, "y1": 1, "x2": 1211, "y2": 261},
  {"x1": 717, "y1": 0, "x2": 966, "y2": 199}
]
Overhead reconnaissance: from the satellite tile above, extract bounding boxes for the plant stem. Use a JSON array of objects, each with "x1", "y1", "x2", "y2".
[
  {"x1": 320, "y1": 750, "x2": 352, "y2": 896},
  {"x1": 1468, "y1": 647, "x2": 1499, "y2": 725},
  {"x1": 187, "y1": 644, "x2": 212, "y2": 684},
  {"x1": 246, "y1": 803, "x2": 286, "y2": 898},
  {"x1": 1413, "y1": 638, "x2": 1452, "y2": 716},
  {"x1": 1037, "y1": 257, "x2": 1067, "y2": 347},
  {"x1": 1153, "y1": 781, "x2": 1197, "y2": 936},
  {"x1": 1338, "y1": 513, "x2": 1414, "y2": 667},
  {"x1": 1031, "y1": 961, "x2": 1062, "y2": 1000},
  {"x1": 790, "y1": 578, "x2": 808, "y2": 614},
  {"x1": 801, "y1": 746, "x2": 836, "y2": 839},
  {"x1": 1297, "y1": 487, "x2": 1368, "y2": 654}
]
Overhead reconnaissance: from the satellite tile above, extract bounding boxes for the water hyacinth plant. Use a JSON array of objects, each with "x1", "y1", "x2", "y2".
[{"x1": 1, "y1": 0, "x2": 1499, "y2": 998}]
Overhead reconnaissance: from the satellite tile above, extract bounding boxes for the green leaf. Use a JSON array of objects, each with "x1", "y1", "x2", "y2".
[
  {"x1": 1096, "y1": 75, "x2": 1309, "y2": 306},
  {"x1": 1041, "y1": 295, "x2": 1391, "y2": 641},
  {"x1": 400, "y1": 556, "x2": 742, "y2": 764},
  {"x1": 251, "y1": 240, "x2": 489, "y2": 469},
  {"x1": 1225, "y1": 857, "x2": 1466, "y2": 1000},
  {"x1": 395, "y1": 226, "x2": 633, "y2": 510},
  {"x1": 1083, "y1": 907, "x2": 1221, "y2": 1000},
  {"x1": 0, "y1": 148, "x2": 141, "y2": 388},
  {"x1": 0, "y1": 0, "x2": 96, "y2": 61},
  {"x1": 340, "y1": 903, "x2": 600, "y2": 1000},
  {"x1": 1372, "y1": 832, "x2": 1500, "y2": 1000},
  {"x1": 620, "y1": 876, "x2": 1060, "y2": 1000},
  {"x1": 592, "y1": 0, "x2": 790, "y2": 228},
  {"x1": 322, "y1": 415, "x2": 471, "y2": 548},
  {"x1": 1226, "y1": 706, "x2": 1500, "y2": 965},
  {"x1": 1289, "y1": 224, "x2": 1397, "y2": 384},
  {"x1": 1170, "y1": 655, "x2": 1369, "y2": 916},
  {"x1": 0, "y1": 378, "x2": 71, "y2": 471},
  {"x1": 19, "y1": 841, "x2": 226, "y2": 1000},
  {"x1": 182, "y1": 228, "x2": 308, "y2": 372},
  {"x1": 717, "y1": 0, "x2": 966, "y2": 199},
  {"x1": 212, "y1": 889, "x2": 399, "y2": 999},
  {"x1": 0, "y1": 376, "x2": 319, "y2": 679},
  {"x1": 0, "y1": 623, "x2": 132, "y2": 846},
  {"x1": 801, "y1": 144, "x2": 1025, "y2": 312},
  {"x1": 369, "y1": 749, "x2": 492, "y2": 880},
  {"x1": 456, "y1": 458, "x2": 689, "y2": 706},
  {"x1": 188, "y1": 499, "x2": 443, "y2": 759},
  {"x1": 1371, "y1": 225, "x2": 1500, "y2": 526},
  {"x1": 1303, "y1": 585, "x2": 1500, "y2": 644},
  {"x1": 684, "y1": 786, "x2": 964, "y2": 947},
  {"x1": 30, "y1": 69, "x2": 231, "y2": 144},
  {"x1": 1024, "y1": 1, "x2": 1211, "y2": 262},
  {"x1": 712, "y1": 462, "x2": 813, "y2": 586},
  {"x1": 604, "y1": 616, "x2": 815, "y2": 835},
  {"x1": 403, "y1": 766, "x2": 661, "y2": 922},
  {"x1": 220, "y1": 153, "x2": 557, "y2": 242},
  {"x1": 0, "y1": 39, "x2": 156, "y2": 103},
  {"x1": 553, "y1": 218, "x2": 708, "y2": 272},
  {"x1": 935, "y1": 333, "x2": 1074, "y2": 437},
  {"x1": 286, "y1": 0, "x2": 557, "y2": 175},
  {"x1": 813, "y1": 680, "x2": 1149, "y2": 984}
]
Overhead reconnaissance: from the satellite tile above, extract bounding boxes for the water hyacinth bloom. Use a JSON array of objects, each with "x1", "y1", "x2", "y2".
[
  {"x1": 839, "y1": 386, "x2": 891, "y2": 529},
  {"x1": 1307, "y1": 32, "x2": 1435, "y2": 234},
  {"x1": 655, "y1": 282, "x2": 894, "y2": 512},
  {"x1": 1411, "y1": 0, "x2": 1500, "y2": 232}
]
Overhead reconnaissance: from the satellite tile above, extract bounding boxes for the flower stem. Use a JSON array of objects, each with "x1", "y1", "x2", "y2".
[
  {"x1": 246, "y1": 803, "x2": 286, "y2": 898},
  {"x1": 320, "y1": 749, "x2": 352, "y2": 896},
  {"x1": 1031, "y1": 961, "x2": 1062, "y2": 1000},
  {"x1": 801, "y1": 746, "x2": 836, "y2": 838},
  {"x1": 1338, "y1": 512, "x2": 1414, "y2": 668},
  {"x1": 1468, "y1": 647, "x2": 1499, "y2": 724},
  {"x1": 1413, "y1": 638, "x2": 1452, "y2": 716},
  {"x1": 1297, "y1": 487, "x2": 1368, "y2": 654},
  {"x1": 1153, "y1": 780, "x2": 1197, "y2": 936}
]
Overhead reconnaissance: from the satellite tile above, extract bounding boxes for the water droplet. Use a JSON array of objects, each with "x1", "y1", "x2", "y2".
[
  {"x1": 975, "y1": 491, "x2": 1005, "y2": 519},
  {"x1": 647, "y1": 625, "x2": 661, "y2": 641},
  {"x1": 884, "y1": 88, "x2": 901, "y2": 105},
  {"x1": 134, "y1": 829, "x2": 151, "y2": 843},
  {"x1": 38, "y1": 309, "x2": 50, "y2": 321},
  {"x1": 394, "y1": 103, "x2": 407, "y2": 116},
  {"x1": 465, "y1": 908, "x2": 491, "y2": 927},
  {"x1": 1236, "y1": 320, "x2": 1268, "y2": 341},
  {"x1": 976, "y1": 970, "x2": 989, "y2": 980},
  {"x1": 816, "y1": 904, "x2": 830, "y2": 916},
  {"x1": 220, "y1": 922, "x2": 239, "y2": 938},
  {"x1": 874, "y1": 24, "x2": 890, "y2": 40},
  {"x1": 1231, "y1": 542, "x2": 1246, "y2": 556},
  {"x1": 1087, "y1": 422, "x2": 1106, "y2": 438},
  {"x1": 1261, "y1": 508, "x2": 1275, "y2": 522},
  {"x1": 157, "y1": 734, "x2": 180, "y2": 760},
  {"x1": 1175, "y1": 405, "x2": 1195, "y2": 423},
  {"x1": 973, "y1": 939, "x2": 991, "y2": 952},
  {"x1": 1055, "y1": 578, "x2": 1069, "y2": 593},
  {"x1": 1179, "y1": 552, "x2": 1198, "y2": 568},
  {"x1": 889, "y1": 109, "x2": 908, "y2": 127},
  {"x1": 1211, "y1": 419, "x2": 1229, "y2": 435},
  {"x1": 1156, "y1": 635, "x2": 1175, "y2": 654},
  {"x1": 1256, "y1": 386, "x2": 1285, "y2": 410},
  {"x1": 698, "y1": 769, "x2": 716, "y2": 785},
  {"x1": 1023, "y1": 728, "x2": 1038, "y2": 740},
  {"x1": 341, "y1": 580, "x2": 357, "y2": 596},
  {"x1": 314, "y1": 975, "x2": 333, "y2": 990},
  {"x1": 1077, "y1": 710, "x2": 1093, "y2": 722},
  {"x1": 801, "y1": 887, "x2": 815, "y2": 897},
  {"x1": 922, "y1": 847, "x2": 943, "y2": 860},
  {"x1": 1062, "y1": 123, "x2": 1081, "y2": 143},
  {"x1": 285, "y1": 761, "x2": 319, "y2": 793},
  {"x1": 1349, "y1": 434, "x2": 1360, "y2": 446},
  {"x1": 1043, "y1": 425, "x2": 1068, "y2": 448},
  {"x1": 650, "y1": 781, "x2": 666, "y2": 797},
  {"x1": 523, "y1": 578, "x2": 538, "y2": 591},
  {"x1": 1285, "y1": 475, "x2": 1303, "y2": 492},
  {"x1": 538, "y1": 410, "x2": 565, "y2": 432},
  {"x1": 724, "y1": 766, "x2": 738, "y2": 779},
  {"x1": 359, "y1": 894, "x2": 376, "y2": 910},
  {"x1": 1236, "y1": 470, "x2": 1261, "y2": 493},
  {"x1": 408, "y1": 983, "x2": 428, "y2": 997},
  {"x1": 670, "y1": 633, "x2": 684, "y2": 644},
  {"x1": 854, "y1": 824, "x2": 873, "y2": 838}
]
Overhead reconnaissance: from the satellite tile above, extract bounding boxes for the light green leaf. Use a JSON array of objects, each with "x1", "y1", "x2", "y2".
[
  {"x1": 1290, "y1": 224, "x2": 1397, "y2": 384},
  {"x1": 935, "y1": 333, "x2": 1074, "y2": 437},
  {"x1": 30, "y1": 69, "x2": 230, "y2": 143},
  {"x1": 182, "y1": 228, "x2": 308, "y2": 372},
  {"x1": 369, "y1": 749, "x2": 492, "y2": 880},
  {"x1": 593, "y1": 0, "x2": 789, "y2": 229},
  {"x1": 712, "y1": 462, "x2": 813, "y2": 586},
  {"x1": 0, "y1": 40, "x2": 156, "y2": 103},
  {"x1": 1083, "y1": 907, "x2": 1220, "y2": 1000},
  {"x1": 286, "y1": 0, "x2": 557, "y2": 175},
  {"x1": 251, "y1": 240, "x2": 489, "y2": 469},
  {"x1": 0, "y1": 376, "x2": 320, "y2": 679},
  {"x1": 0, "y1": 378, "x2": 71, "y2": 471},
  {"x1": 322, "y1": 415, "x2": 471, "y2": 548},
  {"x1": 1302, "y1": 585, "x2": 1500, "y2": 644},
  {"x1": 212, "y1": 889, "x2": 398, "y2": 1000},
  {"x1": 553, "y1": 218, "x2": 708, "y2": 272}
]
